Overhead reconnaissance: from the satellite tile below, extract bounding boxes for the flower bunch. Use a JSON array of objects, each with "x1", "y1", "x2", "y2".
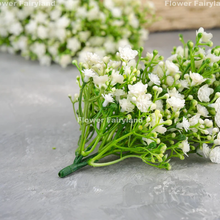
[
  {"x1": 0, "y1": 0, "x2": 155, "y2": 67},
  {"x1": 58, "y1": 28, "x2": 220, "y2": 178}
]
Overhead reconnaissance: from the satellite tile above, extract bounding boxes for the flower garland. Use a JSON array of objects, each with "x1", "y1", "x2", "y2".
[
  {"x1": 0, "y1": 0, "x2": 155, "y2": 67},
  {"x1": 58, "y1": 28, "x2": 220, "y2": 178}
]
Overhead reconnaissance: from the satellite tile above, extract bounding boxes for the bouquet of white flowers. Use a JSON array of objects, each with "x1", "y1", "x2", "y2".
[
  {"x1": 0, "y1": 0, "x2": 155, "y2": 67},
  {"x1": 58, "y1": 28, "x2": 220, "y2": 178}
]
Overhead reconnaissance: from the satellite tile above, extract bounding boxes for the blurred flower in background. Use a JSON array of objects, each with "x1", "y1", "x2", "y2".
[{"x1": 0, "y1": 0, "x2": 156, "y2": 67}]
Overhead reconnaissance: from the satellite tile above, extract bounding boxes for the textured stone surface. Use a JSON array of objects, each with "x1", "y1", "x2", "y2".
[{"x1": 1, "y1": 30, "x2": 220, "y2": 220}]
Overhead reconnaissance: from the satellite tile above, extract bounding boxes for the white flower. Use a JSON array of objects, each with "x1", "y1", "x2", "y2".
[
  {"x1": 39, "y1": 55, "x2": 51, "y2": 66},
  {"x1": 211, "y1": 97, "x2": 220, "y2": 112},
  {"x1": 155, "y1": 100, "x2": 163, "y2": 112},
  {"x1": 111, "y1": 7, "x2": 122, "y2": 17},
  {"x1": 93, "y1": 75, "x2": 109, "y2": 88},
  {"x1": 87, "y1": 6, "x2": 100, "y2": 21},
  {"x1": 104, "y1": 39, "x2": 117, "y2": 54},
  {"x1": 56, "y1": 16, "x2": 70, "y2": 28},
  {"x1": 37, "y1": 25, "x2": 48, "y2": 39},
  {"x1": 180, "y1": 138, "x2": 190, "y2": 155},
  {"x1": 112, "y1": 89, "x2": 125, "y2": 101},
  {"x1": 190, "y1": 72, "x2": 205, "y2": 86},
  {"x1": 136, "y1": 94, "x2": 152, "y2": 112},
  {"x1": 84, "y1": 52, "x2": 103, "y2": 66},
  {"x1": 178, "y1": 80, "x2": 189, "y2": 90},
  {"x1": 111, "y1": 70, "x2": 124, "y2": 85},
  {"x1": 119, "y1": 99, "x2": 135, "y2": 112},
  {"x1": 168, "y1": 87, "x2": 184, "y2": 99},
  {"x1": 31, "y1": 42, "x2": 46, "y2": 57},
  {"x1": 118, "y1": 45, "x2": 138, "y2": 62},
  {"x1": 198, "y1": 84, "x2": 214, "y2": 102},
  {"x1": 206, "y1": 53, "x2": 220, "y2": 64},
  {"x1": 25, "y1": 20, "x2": 37, "y2": 34},
  {"x1": 128, "y1": 81, "x2": 148, "y2": 97},
  {"x1": 50, "y1": 9, "x2": 62, "y2": 20},
  {"x1": 150, "y1": 113, "x2": 167, "y2": 134},
  {"x1": 142, "y1": 138, "x2": 154, "y2": 145},
  {"x1": 209, "y1": 147, "x2": 220, "y2": 163},
  {"x1": 166, "y1": 60, "x2": 179, "y2": 75},
  {"x1": 189, "y1": 113, "x2": 200, "y2": 126},
  {"x1": 167, "y1": 97, "x2": 185, "y2": 109},
  {"x1": 182, "y1": 117, "x2": 190, "y2": 132},
  {"x1": 197, "y1": 104, "x2": 209, "y2": 117},
  {"x1": 59, "y1": 54, "x2": 72, "y2": 68},
  {"x1": 102, "y1": 94, "x2": 114, "y2": 107},
  {"x1": 67, "y1": 37, "x2": 81, "y2": 53},
  {"x1": 215, "y1": 112, "x2": 220, "y2": 128},
  {"x1": 149, "y1": 73, "x2": 160, "y2": 85},
  {"x1": 78, "y1": 31, "x2": 91, "y2": 42},
  {"x1": 176, "y1": 46, "x2": 188, "y2": 58},
  {"x1": 9, "y1": 22, "x2": 23, "y2": 36},
  {"x1": 202, "y1": 143, "x2": 210, "y2": 158},
  {"x1": 166, "y1": 76, "x2": 174, "y2": 86},
  {"x1": 82, "y1": 69, "x2": 97, "y2": 82},
  {"x1": 196, "y1": 27, "x2": 213, "y2": 43}
]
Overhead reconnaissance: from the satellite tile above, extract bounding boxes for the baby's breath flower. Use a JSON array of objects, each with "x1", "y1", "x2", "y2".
[
  {"x1": 209, "y1": 147, "x2": 220, "y2": 163},
  {"x1": 82, "y1": 69, "x2": 97, "y2": 82},
  {"x1": 198, "y1": 84, "x2": 214, "y2": 102},
  {"x1": 189, "y1": 72, "x2": 205, "y2": 86},
  {"x1": 149, "y1": 73, "x2": 160, "y2": 85},
  {"x1": 119, "y1": 99, "x2": 134, "y2": 113},
  {"x1": 197, "y1": 104, "x2": 209, "y2": 117},
  {"x1": 102, "y1": 94, "x2": 114, "y2": 107},
  {"x1": 202, "y1": 143, "x2": 210, "y2": 158},
  {"x1": 166, "y1": 60, "x2": 179, "y2": 75},
  {"x1": 118, "y1": 45, "x2": 138, "y2": 62},
  {"x1": 196, "y1": 27, "x2": 213, "y2": 43}
]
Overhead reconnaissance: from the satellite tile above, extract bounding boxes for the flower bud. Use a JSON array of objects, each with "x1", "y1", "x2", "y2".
[
  {"x1": 188, "y1": 95, "x2": 193, "y2": 100},
  {"x1": 103, "y1": 56, "x2": 110, "y2": 64},
  {"x1": 192, "y1": 100, "x2": 198, "y2": 107},
  {"x1": 197, "y1": 32, "x2": 203, "y2": 39},
  {"x1": 153, "y1": 86, "x2": 159, "y2": 91},
  {"x1": 213, "y1": 63, "x2": 219, "y2": 69},
  {"x1": 138, "y1": 125, "x2": 143, "y2": 130},
  {"x1": 159, "y1": 144, "x2": 167, "y2": 153},
  {"x1": 158, "y1": 87, "x2": 163, "y2": 93},
  {"x1": 68, "y1": 94, "x2": 72, "y2": 98},
  {"x1": 159, "y1": 61, "x2": 164, "y2": 66},
  {"x1": 72, "y1": 60, "x2": 78, "y2": 66},
  {"x1": 156, "y1": 139, "x2": 161, "y2": 144},
  {"x1": 207, "y1": 41, "x2": 213, "y2": 47},
  {"x1": 175, "y1": 111, "x2": 180, "y2": 118},
  {"x1": 179, "y1": 155, "x2": 185, "y2": 160},
  {"x1": 153, "y1": 50, "x2": 158, "y2": 56},
  {"x1": 166, "y1": 120, "x2": 172, "y2": 126},
  {"x1": 184, "y1": 74, "x2": 189, "y2": 79},
  {"x1": 171, "y1": 133, "x2": 176, "y2": 138},
  {"x1": 127, "y1": 114, "x2": 132, "y2": 120},
  {"x1": 199, "y1": 119, "x2": 204, "y2": 124},
  {"x1": 207, "y1": 136, "x2": 212, "y2": 141},
  {"x1": 187, "y1": 41, "x2": 194, "y2": 48},
  {"x1": 213, "y1": 128, "x2": 219, "y2": 134},
  {"x1": 165, "y1": 163, "x2": 172, "y2": 170},
  {"x1": 74, "y1": 93, "x2": 79, "y2": 100},
  {"x1": 174, "y1": 74, "x2": 180, "y2": 80}
]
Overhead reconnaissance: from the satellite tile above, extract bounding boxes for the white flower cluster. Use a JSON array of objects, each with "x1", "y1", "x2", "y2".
[
  {"x1": 70, "y1": 28, "x2": 220, "y2": 172},
  {"x1": 0, "y1": 0, "x2": 155, "y2": 67}
]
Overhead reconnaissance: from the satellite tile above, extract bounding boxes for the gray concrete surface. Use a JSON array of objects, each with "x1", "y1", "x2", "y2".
[{"x1": 1, "y1": 30, "x2": 220, "y2": 220}]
